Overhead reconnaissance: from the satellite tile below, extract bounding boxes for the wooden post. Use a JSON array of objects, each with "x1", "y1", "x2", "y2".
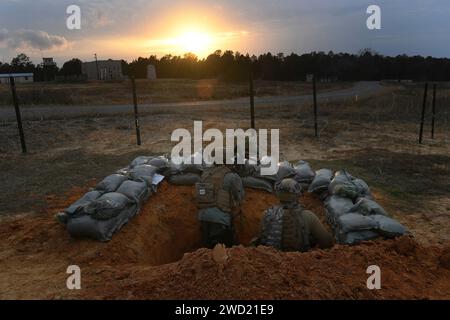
[
  {"x1": 249, "y1": 69, "x2": 255, "y2": 129},
  {"x1": 131, "y1": 77, "x2": 141, "y2": 146},
  {"x1": 94, "y1": 53, "x2": 100, "y2": 81},
  {"x1": 419, "y1": 82, "x2": 428, "y2": 144},
  {"x1": 9, "y1": 77, "x2": 27, "y2": 153},
  {"x1": 313, "y1": 74, "x2": 318, "y2": 137},
  {"x1": 431, "y1": 83, "x2": 436, "y2": 139}
]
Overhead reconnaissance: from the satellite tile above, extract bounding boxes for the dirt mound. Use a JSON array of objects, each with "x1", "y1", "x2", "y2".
[
  {"x1": 84, "y1": 239, "x2": 450, "y2": 300},
  {"x1": 0, "y1": 182, "x2": 449, "y2": 299}
]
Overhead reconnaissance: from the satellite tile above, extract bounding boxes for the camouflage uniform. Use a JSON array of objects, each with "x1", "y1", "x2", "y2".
[
  {"x1": 197, "y1": 165, "x2": 245, "y2": 248},
  {"x1": 259, "y1": 178, "x2": 333, "y2": 251}
]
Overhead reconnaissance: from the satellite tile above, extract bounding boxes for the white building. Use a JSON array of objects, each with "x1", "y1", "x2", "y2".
[
  {"x1": 0, "y1": 73, "x2": 34, "y2": 84},
  {"x1": 82, "y1": 59, "x2": 124, "y2": 80},
  {"x1": 147, "y1": 64, "x2": 157, "y2": 80}
]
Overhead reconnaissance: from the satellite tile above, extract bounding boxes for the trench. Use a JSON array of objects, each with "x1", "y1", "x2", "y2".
[{"x1": 98, "y1": 181, "x2": 329, "y2": 266}]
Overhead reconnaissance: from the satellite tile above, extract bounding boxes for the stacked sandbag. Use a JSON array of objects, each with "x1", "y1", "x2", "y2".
[
  {"x1": 60, "y1": 156, "x2": 164, "y2": 241},
  {"x1": 293, "y1": 160, "x2": 316, "y2": 188},
  {"x1": 324, "y1": 195, "x2": 354, "y2": 229},
  {"x1": 324, "y1": 170, "x2": 407, "y2": 244},
  {"x1": 164, "y1": 153, "x2": 206, "y2": 186},
  {"x1": 328, "y1": 170, "x2": 372, "y2": 201},
  {"x1": 308, "y1": 168, "x2": 333, "y2": 199},
  {"x1": 130, "y1": 155, "x2": 169, "y2": 173}
]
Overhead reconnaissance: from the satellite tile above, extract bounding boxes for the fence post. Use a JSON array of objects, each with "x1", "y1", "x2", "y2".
[
  {"x1": 131, "y1": 77, "x2": 142, "y2": 146},
  {"x1": 313, "y1": 74, "x2": 318, "y2": 137},
  {"x1": 9, "y1": 77, "x2": 27, "y2": 153},
  {"x1": 249, "y1": 69, "x2": 255, "y2": 129},
  {"x1": 431, "y1": 83, "x2": 436, "y2": 139},
  {"x1": 419, "y1": 82, "x2": 428, "y2": 144}
]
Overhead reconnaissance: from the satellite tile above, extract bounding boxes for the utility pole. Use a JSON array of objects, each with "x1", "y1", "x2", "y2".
[{"x1": 94, "y1": 53, "x2": 100, "y2": 80}]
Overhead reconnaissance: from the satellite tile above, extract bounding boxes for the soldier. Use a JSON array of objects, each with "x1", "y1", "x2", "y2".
[
  {"x1": 257, "y1": 178, "x2": 333, "y2": 251},
  {"x1": 195, "y1": 149, "x2": 245, "y2": 248}
]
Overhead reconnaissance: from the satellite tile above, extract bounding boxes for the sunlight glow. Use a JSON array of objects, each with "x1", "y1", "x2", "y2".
[{"x1": 176, "y1": 31, "x2": 212, "y2": 56}]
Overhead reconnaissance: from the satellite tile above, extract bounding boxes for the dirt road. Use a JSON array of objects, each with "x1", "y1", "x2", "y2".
[{"x1": 0, "y1": 81, "x2": 383, "y2": 121}]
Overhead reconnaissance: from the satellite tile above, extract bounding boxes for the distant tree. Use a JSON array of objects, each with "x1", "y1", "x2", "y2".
[
  {"x1": 60, "y1": 58, "x2": 82, "y2": 76},
  {"x1": 10, "y1": 53, "x2": 34, "y2": 72}
]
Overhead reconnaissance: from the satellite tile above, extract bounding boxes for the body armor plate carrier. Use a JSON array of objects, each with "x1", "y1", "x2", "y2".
[{"x1": 195, "y1": 166, "x2": 236, "y2": 213}]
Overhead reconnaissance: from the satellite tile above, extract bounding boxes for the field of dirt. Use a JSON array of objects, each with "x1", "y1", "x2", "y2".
[{"x1": 0, "y1": 82, "x2": 449, "y2": 299}]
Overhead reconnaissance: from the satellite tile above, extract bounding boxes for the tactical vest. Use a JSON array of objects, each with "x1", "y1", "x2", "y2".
[
  {"x1": 281, "y1": 206, "x2": 311, "y2": 252},
  {"x1": 195, "y1": 166, "x2": 236, "y2": 213}
]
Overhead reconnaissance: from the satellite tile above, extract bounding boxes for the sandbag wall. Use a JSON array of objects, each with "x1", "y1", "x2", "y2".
[
  {"x1": 60, "y1": 153, "x2": 406, "y2": 244},
  {"x1": 309, "y1": 169, "x2": 408, "y2": 244},
  {"x1": 60, "y1": 156, "x2": 168, "y2": 241}
]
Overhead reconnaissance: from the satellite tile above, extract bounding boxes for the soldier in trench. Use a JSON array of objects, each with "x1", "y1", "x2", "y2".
[
  {"x1": 195, "y1": 148, "x2": 245, "y2": 248},
  {"x1": 255, "y1": 178, "x2": 334, "y2": 251}
]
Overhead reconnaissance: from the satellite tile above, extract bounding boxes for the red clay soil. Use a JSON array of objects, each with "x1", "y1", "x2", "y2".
[{"x1": 0, "y1": 181, "x2": 449, "y2": 299}]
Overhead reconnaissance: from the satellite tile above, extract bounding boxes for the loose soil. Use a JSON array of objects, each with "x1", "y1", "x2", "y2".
[{"x1": 0, "y1": 182, "x2": 448, "y2": 299}]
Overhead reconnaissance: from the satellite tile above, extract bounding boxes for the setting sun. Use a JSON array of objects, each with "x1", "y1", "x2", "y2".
[{"x1": 176, "y1": 31, "x2": 213, "y2": 56}]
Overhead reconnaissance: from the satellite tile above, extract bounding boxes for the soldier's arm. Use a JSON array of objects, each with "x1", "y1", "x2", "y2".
[
  {"x1": 303, "y1": 210, "x2": 334, "y2": 249},
  {"x1": 226, "y1": 172, "x2": 245, "y2": 204}
]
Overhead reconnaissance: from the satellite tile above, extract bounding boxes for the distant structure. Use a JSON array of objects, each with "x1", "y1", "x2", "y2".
[
  {"x1": 147, "y1": 64, "x2": 157, "y2": 80},
  {"x1": 42, "y1": 57, "x2": 57, "y2": 81},
  {"x1": 0, "y1": 73, "x2": 34, "y2": 84},
  {"x1": 82, "y1": 59, "x2": 124, "y2": 80},
  {"x1": 42, "y1": 57, "x2": 56, "y2": 67}
]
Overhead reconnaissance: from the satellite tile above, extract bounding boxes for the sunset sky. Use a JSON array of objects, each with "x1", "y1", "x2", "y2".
[{"x1": 1, "y1": 0, "x2": 449, "y2": 65}]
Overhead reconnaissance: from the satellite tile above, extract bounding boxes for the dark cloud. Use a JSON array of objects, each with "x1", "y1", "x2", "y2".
[{"x1": 0, "y1": 29, "x2": 68, "y2": 51}]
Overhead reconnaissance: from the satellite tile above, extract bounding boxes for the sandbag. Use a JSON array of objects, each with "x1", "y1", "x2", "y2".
[
  {"x1": 340, "y1": 230, "x2": 380, "y2": 245},
  {"x1": 308, "y1": 168, "x2": 333, "y2": 193},
  {"x1": 352, "y1": 178, "x2": 372, "y2": 199},
  {"x1": 371, "y1": 215, "x2": 407, "y2": 238},
  {"x1": 168, "y1": 173, "x2": 201, "y2": 185},
  {"x1": 84, "y1": 192, "x2": 134, "y2": 220},
  {"x1": 235, "y1": 159, "x2": 259, "y2": 177},
  {"x1": 95, "y1": 174, "x2": 127, "y2": 193},
  {"x1": 65, "y1": 190, "x2": 102, "y2": 216},
  {"x1": 325, "y1": 195, "x2": 354, "y2": 226},
  {"x1": 116, "y1": 180, "x2": 150, "y2": 203},
  {"x1": 337, "y1": 213, "x2": 379, "y2": 234},
  {"x1": 129, "y1": 164, "x2": 158, "y2": 184},
  {"x1": 242, "y1": 176, "x2": 274, "y2": 193},
  {"x1": 350, "y1": 198, "x2": 387, "y2": 216},
  {"x1": 166, "y1": 154, "x2": 205, "y2": 176},
  {"x1": 293, "y1": 160, "x2": 315, "y2": 183},
  {"x1": 66, "y1": 204, "x2": 137, "y2": 242},
  {"x1": 130, "y1": 156, "x2": 152, "y2": 168},
  {"x1": 148, "y1": 156, "x2": 169, "y2": 169},
  {"x1": 329, "y1": 171, "x2": 371, "y2": 200}
]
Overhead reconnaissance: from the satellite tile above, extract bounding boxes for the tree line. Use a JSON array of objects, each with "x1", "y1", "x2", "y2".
[{"x1": 1, "y1": 49, "x2": 450, "y2": 82}]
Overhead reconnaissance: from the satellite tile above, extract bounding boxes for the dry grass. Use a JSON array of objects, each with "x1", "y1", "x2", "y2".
[{"x1": 0, "y1": 79, "x2": 351, "y2": 106}]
